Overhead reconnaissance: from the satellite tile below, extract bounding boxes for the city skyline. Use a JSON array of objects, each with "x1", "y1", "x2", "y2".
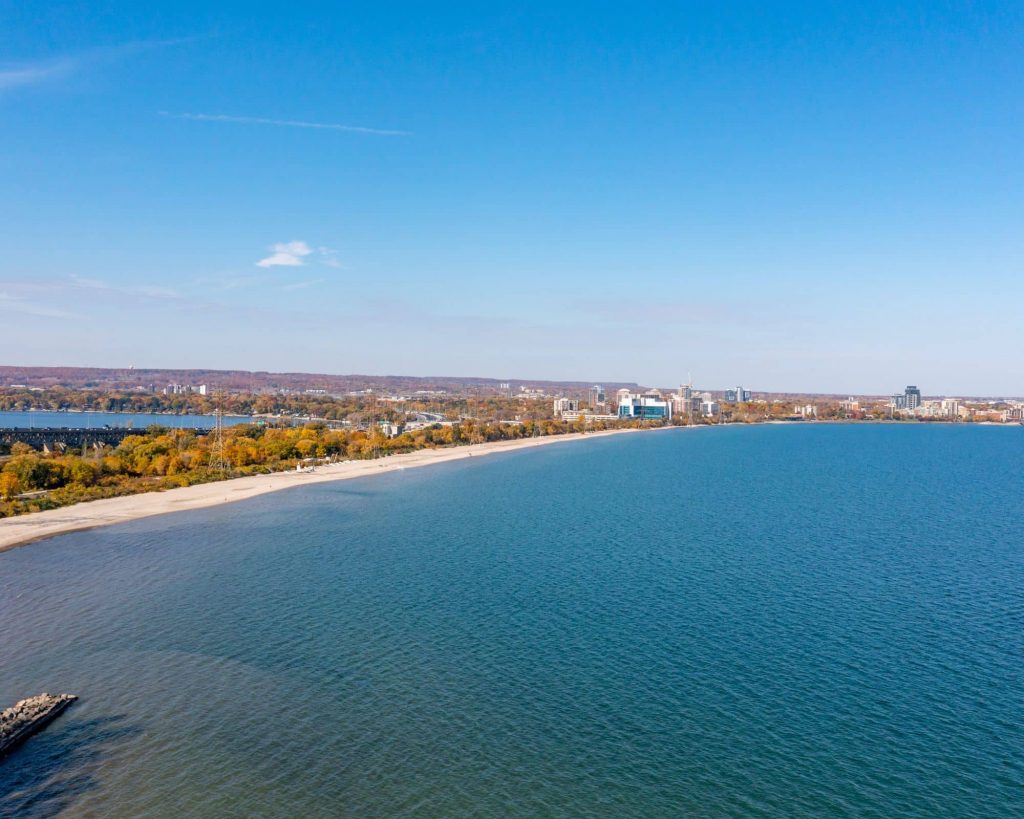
[
  {"x1": 3, "y1": 3, "x2": 1023, "y2": 393},
  {"x1": 2, "y1": 364, "x2": 1018, "y2": 402}
]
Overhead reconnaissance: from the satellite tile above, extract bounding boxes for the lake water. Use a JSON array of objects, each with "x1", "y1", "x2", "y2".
[
  {"x1": 0, "y1": 410, "x2": 252, "y2": 430},
  {"x1": 1, "y1": 424, "x2": 1022, "y2": 817}
]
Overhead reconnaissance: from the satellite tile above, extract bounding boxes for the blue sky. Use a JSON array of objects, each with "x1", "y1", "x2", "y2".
[{"x1": 1, "y1": 2, "x2": 1022, "y2": 394}]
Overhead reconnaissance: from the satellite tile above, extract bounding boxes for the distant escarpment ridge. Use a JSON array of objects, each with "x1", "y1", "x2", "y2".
[
  {"x1": 0, "y1": 366, "x2": 904, "y2": 400},
  {"x1": 0, "y1": 365, "x2": 641, "y2": 396}
]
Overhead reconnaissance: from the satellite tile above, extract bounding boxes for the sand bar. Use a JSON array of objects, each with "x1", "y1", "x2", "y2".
[{"x1": 0, "y1": 427, "x2": 664, "y2": 553}]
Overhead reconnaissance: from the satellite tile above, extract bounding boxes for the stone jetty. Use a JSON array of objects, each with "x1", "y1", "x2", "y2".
[{"x1": 0, "y1": 693, "x2": 78, "y2": 757}]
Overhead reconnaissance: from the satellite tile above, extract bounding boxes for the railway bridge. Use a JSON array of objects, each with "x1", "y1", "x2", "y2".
[{"x1": 0, "y1": 427, "x2": 141, "y2": 454}]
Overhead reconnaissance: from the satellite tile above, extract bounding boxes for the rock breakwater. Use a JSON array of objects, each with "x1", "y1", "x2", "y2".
[{"x1": 0, "y1": 693, "x2": 78, "y2": 757}]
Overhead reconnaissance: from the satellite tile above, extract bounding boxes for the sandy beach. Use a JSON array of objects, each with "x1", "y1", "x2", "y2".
[{"x1": 0, "y1": 427, "x2": 661, "y2": 553}]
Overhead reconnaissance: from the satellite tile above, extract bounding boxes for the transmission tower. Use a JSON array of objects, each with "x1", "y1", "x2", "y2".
[
  {"x1": 371, "y1": 391, "x2": 382, "y2": 459},
  {"x1": 209, "y1": 393, "x2": 229, "y2": 476}
]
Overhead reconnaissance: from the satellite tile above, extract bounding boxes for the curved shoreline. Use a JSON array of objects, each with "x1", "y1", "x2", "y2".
[
  {"x1": 4, "y1": 421, "x2": 1013, "y2": 554},
  {"x1": 0, "y1": 426, "x2": 671, "y2": 554}
]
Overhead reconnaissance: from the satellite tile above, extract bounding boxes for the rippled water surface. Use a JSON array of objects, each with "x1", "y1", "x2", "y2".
[{"x1": 2, "y1": 425, "x2": 1023, "y2": 817}]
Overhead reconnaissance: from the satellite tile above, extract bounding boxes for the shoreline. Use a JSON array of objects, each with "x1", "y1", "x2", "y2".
[
  {"x1": 0, "y1": 426, "x2": 670, "y2": 554},
  {"x1": 2, "y1": 420, "x2": 1017, "y2": 554}
]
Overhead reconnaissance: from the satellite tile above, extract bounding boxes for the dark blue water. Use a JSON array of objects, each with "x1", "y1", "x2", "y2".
[
  {"x1": 0, "y1": 410, "x2": 251, "y2": 430},
  {"x1": 2, "y1": 425, "x2": 1022, "y2": 817}
]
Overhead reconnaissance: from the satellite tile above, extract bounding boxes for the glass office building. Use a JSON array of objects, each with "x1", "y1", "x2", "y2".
[{"x1": 617, "y1": 392, "x2": 672, "y2": 420}]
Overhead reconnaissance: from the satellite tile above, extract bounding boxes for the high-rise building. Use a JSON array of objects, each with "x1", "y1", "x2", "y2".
[
  {"x1": 724, "y1": 386, "x2": 751, "y2": 403},
  {"x1": 589, "y1": 385, "x2": 606, "y2": 407},
  {"x1": 553, "y1": 397, "x2": 580, "y2": 417},
  {"x1": 701, "y1": 400, "x2": 720, "y2": 417},
  {"x1": 904, "y1": 385, "x2": 922, "y2": 410},
  {"x1": 617, "y1": 391, "x2": 672, "y2": 420}
]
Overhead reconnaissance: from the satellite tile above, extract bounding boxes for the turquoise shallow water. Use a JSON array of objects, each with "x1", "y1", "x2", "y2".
[{"x1": 1, "y1": 424, "x2": 1023, "y2": 817}]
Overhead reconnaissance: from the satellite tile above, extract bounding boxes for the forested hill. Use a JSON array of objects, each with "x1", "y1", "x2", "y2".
[{"x1": 0, "y1": 366, "x2": 639, "y2": 396}]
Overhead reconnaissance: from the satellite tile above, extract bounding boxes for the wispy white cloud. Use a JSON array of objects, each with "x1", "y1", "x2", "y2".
[
  {"x1": 568, "y1": 297, "x2": 811, "y2": 337},
  {"x1": 68, "y1": 275, "x2": 106, "y2": 289},
  {"x1": 318, "y1": 246, "x2": 343, "y2": 268},
  {"x1": 0, "y1": 291, "x2": 78, "y2": 318},
  {"x1": 256, "y1": 240, "x2": 313, "y2": 268},
  {"x1": 255, "y1": 241, "x2": 341, "y2": 270},
  {"x1": 353, "y1": 297, "x2": 555, "y2": 339},
  {"x1": 281, "y1": 278, "x2": 324, "y2": 291},
  {"x1": 1, "y1": 38, "x2": 197, "y2": 95},
  {"x1": 163, "y1": 112, "x2": 411, "y2": 137},
  {"x1": 70, "y1": 274, "x2": 180, "y2": 300},
  {"x1": 191, "y1": 273, "x2": 264, "y2": 291},
  {"x1": 573, "y1": 298, "x2": 736, "y2": 325},
  {"x1": 0, "y1": 59, "x2": 75, "y2": 91},
  {"x1": 133, "y1": 284, "x2": 180, "y2": 299}
]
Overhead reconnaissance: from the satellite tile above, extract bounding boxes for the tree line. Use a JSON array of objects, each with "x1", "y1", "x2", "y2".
[{"x1": 0, "y1": 416, "x2": 637, "y2": 517}]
